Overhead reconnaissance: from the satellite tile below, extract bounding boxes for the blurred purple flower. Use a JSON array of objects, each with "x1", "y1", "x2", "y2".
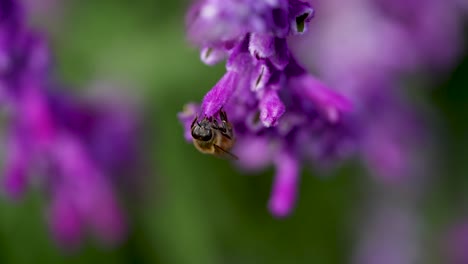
[
  {"x1": 372, "y1": 0, "x2": 463, "y2": 68},
  {"x1": 447, "y1": 220, "x2": 468, "y2": 264},
  {"x1": 0, "y1": 0, "x2": 139, "y2": 248},
  {"x1": 22, "y1": 0, "x2": 60, "y2": 16},
  {"x1": 180, "y1": 0, "x2": 352, "y2": 217},
  {"x1": 289, "y1": 0, "x2": 465, "y2": 183},
  {"x1": 353, "y1": 195, "x2": 422, "y2": 264},
  {"x1": 22, "y1": 0, "x2": 66, "y2": 32}
]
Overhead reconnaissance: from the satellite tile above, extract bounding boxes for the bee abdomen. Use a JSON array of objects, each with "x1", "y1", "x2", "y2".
[{"x1": 193, "y1": 140, "x2": 216, "y2": 154}]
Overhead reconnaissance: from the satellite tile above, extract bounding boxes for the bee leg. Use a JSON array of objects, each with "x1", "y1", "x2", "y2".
[
  {"x1": 212, "y1": 119, "x2": 226, "y2": 132},
  {"x1": 212, "y1": 119, "x2": 232, "y2": 139},
  {"x1": 190, "y1": 115, "x2": 198, "y2": 129},
  {"x1": 217, "y1": 109, "x2": 234, "y2": 139},
  {"x1": 212, "y1": 119, "x2": 221, "y2": 130},
  {"x1": 220, "y1": 109, "x2": 229, "y2": 123},
  {"x1": 221, "y1": 119, "x2": 234, "y2": 138},
  {"x1": 219, "y1": 110, "x2": 231, "y2": 131},
  {"x1": 220, "y1": 124, "x2": 233, "y2": 140}
]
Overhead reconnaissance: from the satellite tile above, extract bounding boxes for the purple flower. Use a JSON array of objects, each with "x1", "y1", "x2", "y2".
[
  {"x1": 4, "y1": 82, "x2": 141, "y2": 248},
  {"x1": 180, "y1": 0, "x2": 352, "y2": 217},
  {"x1": 182, "y1": 0, "x2": 466, "y2": 216},
  {"x1": 0, "y1": 0, "x2": 139, "y2": 248}
]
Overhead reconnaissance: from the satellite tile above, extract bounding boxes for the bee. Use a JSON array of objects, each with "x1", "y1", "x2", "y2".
[{"x1": 191, "y1": 109, "x2": 238, "y2": 160}]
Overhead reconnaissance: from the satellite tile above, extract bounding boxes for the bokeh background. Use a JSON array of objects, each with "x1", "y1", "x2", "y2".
[{"x1": 1, "y1": 0, "x2": 468, "y2": 263}]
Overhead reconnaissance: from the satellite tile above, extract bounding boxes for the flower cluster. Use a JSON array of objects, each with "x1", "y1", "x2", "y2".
[
  {"x1": 180, "y1": 0, "x2": 352, "y2": 217},
  {"x1": 181, "y1": 0, "x2": 467, "y2": 217},
  {"x1": 1, "y1": 0, "x2": 138, "y2": 248}
]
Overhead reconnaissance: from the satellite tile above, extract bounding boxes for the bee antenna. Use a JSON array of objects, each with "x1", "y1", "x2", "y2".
[{"x1": 191, "y1": 115, "x2": 198, "y2": 128}]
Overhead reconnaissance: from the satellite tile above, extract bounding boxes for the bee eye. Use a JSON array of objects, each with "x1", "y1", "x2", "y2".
[{"x1": 191, "y1": 127, "x2": 213, "y2": 141}]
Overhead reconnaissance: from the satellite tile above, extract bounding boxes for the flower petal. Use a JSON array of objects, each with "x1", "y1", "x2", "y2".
[
  {"x1": 178, "y1": 103, "x2": 200, "y2": 142},
  {"x1": 290, "y1": 74, "x2": 352, "y2": 123},
  {"x1": 2, "y1": 132, "x2": 29, "y2": 199},
  {"x1": 49, "y1": 192, "x2": 83, "y2": 248},
  {"x1": 268, "y1": 150, "x2": 300, "y2": 217},
  {"x1": 88, "y1": 193, "x2": 127, "y2": 246},
  {"x1": 259, "y1": 89, "x2": 285, "y2": 127},
  {"x1": 269, "y1": 38, "x2": 290, "y2": 70},
  {"x1": 202, "y1": 71, "x2": 238, "y2": 116},
  {"x1": 288, "y1": 0, "x2": 314, "y2": 35},
  {"x1": 200, "y1": 46, "x2": 227, "y2": 66},
  {"x1": 249, "y1": 33, "x2": 276, "y2": 59},
  {"x1": 252, "y1": 60, "x2": 272, "y2": 91}
]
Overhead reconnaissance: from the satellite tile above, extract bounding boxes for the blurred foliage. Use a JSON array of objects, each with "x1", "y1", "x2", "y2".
[{"x1": 0, "y1": 0, "x2": 467, "y2": 264}]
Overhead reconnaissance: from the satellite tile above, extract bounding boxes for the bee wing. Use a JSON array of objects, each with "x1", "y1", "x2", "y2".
[{"x1": 214, "y1": 144, "x2": 239, "y2": 160}]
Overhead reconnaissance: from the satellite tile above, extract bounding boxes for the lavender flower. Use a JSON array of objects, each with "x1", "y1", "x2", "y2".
[
  {"x1": 181, "y1": 0, "x2": 467, "y2": 216},
  {"x1": 0, "y1": 0, "x2": 139, "y2": 248},
  {"x1": 180, "y1": 0, "x2": 352, "y2": 217}
]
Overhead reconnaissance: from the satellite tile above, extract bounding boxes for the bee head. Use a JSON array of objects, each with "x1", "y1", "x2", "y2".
[{"x1": 191, "y1": 118, "x2": 214, "y2": 142}]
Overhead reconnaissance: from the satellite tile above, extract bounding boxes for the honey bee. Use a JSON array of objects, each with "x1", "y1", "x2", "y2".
[{"x1": 191, "y1": 109, "x2": 238, "y2": 160}]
